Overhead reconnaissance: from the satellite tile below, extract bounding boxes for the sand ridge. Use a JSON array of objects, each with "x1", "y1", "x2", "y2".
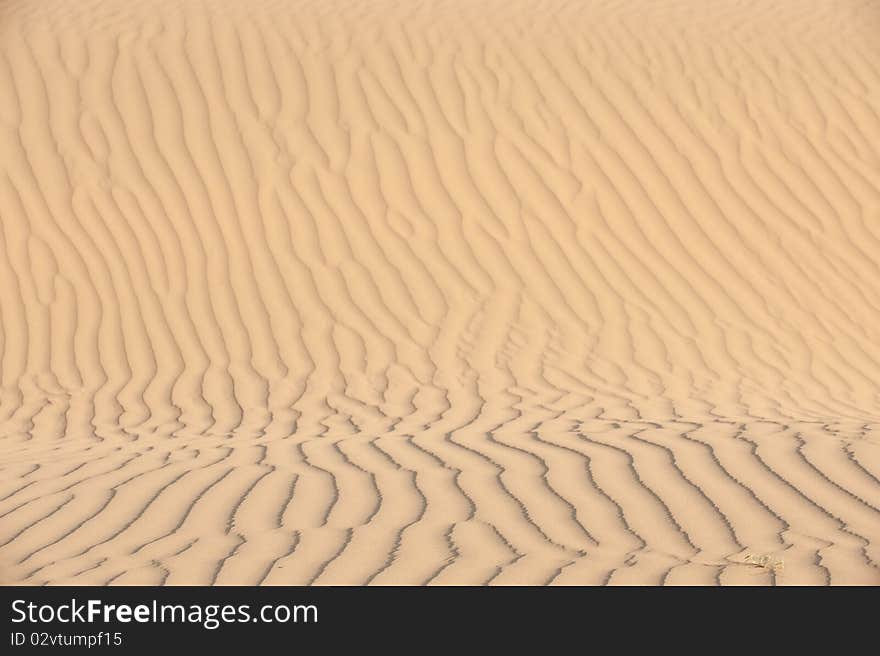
[{"x1": 1, "y1": 0, "x2": 879, "y2": 585}]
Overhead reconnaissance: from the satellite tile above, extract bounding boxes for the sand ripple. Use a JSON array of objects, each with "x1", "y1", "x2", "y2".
[{"x1": 1, "y1": 0, "x2": 879, "y2": 585}]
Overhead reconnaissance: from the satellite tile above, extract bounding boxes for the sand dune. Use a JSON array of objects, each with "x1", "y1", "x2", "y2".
[{"x1": 1, "y1": 0, "x2": 879, "y2": 585}]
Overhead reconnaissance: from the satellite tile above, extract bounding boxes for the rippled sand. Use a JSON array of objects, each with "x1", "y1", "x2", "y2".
[{"x1": 1, "y1": 0, "x2": 879, "y2": 585}]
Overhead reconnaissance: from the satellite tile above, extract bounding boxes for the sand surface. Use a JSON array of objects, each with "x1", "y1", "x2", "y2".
[{"x1": 1, "y1": 0, "x2": 879, "y2": 585}]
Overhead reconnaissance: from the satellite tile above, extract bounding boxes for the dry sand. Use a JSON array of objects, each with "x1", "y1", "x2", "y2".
[{"x1": 1, "y1": 0, "x2": 879, "y2": 585}]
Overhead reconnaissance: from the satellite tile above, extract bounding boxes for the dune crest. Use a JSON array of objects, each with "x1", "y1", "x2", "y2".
[{"x1": 1, "y1": 0, "x2": 879, "y2": 585}]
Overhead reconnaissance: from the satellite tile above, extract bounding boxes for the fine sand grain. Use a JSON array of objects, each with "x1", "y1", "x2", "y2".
[{"x1": 1, "y1": 0, "x2": 880, "y2": 585}]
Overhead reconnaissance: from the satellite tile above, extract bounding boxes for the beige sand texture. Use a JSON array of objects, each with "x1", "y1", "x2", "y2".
[{"x1": 1, "y1": 0, "x2": 880, "y2": 586}]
